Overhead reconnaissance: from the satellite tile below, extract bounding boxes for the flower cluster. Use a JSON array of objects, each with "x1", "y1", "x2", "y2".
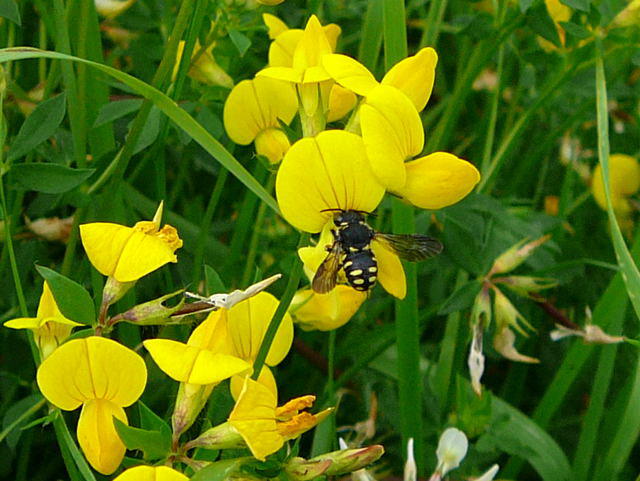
[
  {"x1": 5, "y1": 205, "x2": 381, "y2": 478},
  {"x1": 223, "y1": 14, "x2": 481, "y2": 330}
]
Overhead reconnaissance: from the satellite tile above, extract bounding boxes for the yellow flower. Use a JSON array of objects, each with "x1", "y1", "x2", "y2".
[
  {"x1": 36, "y1": 337, "x2": 147, "y2": 475},
  {"x1": 327, "y1": 84, "x2": 357, "y2": 123},
  {"x1": 223, "y1": 76, "x2": 297, "y2": 164},
  {"x1": 276, "y1": 130, "x2": 408, "y2": 298},
  {"x1": 174, "y1": 40, "x2": 233, "y2": 88},
  {"x1": 263, "y1": 14, "x2": 341, "y2": 68},
  {"x1": 322, "y1": 47, "x2": 438, "y2": 112},
  {"x1": 258, "y1": 15, "x2": 339, "y2": 134},
  {"x1": 360, "y1": 85, "x2": 480, "y2": 207},
  {"x1": 113, "y1": 465, "x2": 188, "y2": 481},
  {"x1": 80, "y1": 203, "x2": 183, "y2": 283},
  {"x1": 94, "y1": 0, "x2": 136, "y2": 19},
  {"x1": 290, "y1": 287, "x2": 366, "y2": 331},
  {"x1": 228, "y1": 377, "x2": 331, "y2": 461},
  {"x1": 591, "y1": 153, "x2": 640, "y2": 216},
  {"x1": 5, "y1": 281, "x2": 82, "y2": 360}
]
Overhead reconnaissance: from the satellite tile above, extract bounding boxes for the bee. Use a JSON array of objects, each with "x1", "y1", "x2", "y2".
[{"x1": 312, "y1": 209, "x2": 443, "y2": 294}]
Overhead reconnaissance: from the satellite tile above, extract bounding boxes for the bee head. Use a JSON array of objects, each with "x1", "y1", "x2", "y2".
[{"x1": 333, "y1": 209, "x2": 366, "y2": 226}]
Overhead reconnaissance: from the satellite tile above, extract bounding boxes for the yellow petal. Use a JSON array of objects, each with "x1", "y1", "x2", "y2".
[
  {"x1": 545, "y1": 0, "x2": 572, "y2": 23},
  {"x1": 291, "y1": 286, "x2": 366, "y2": 331},
  {"x1": 4, "y1": 317, "x2": 42, "y2": 330},
  {"x1": 382, "y1": 47, "x2": 438, "y2": 112},
  {"x1": 223, "y1": 77, "x2": 297, "y2": 145},
  {"x1": 371, "y1": 240, "x2": 406, "y2": 299},
  {"x1": 255, "y1": 128, "x2": 291, "y2": 164},
  {"x1": 37, "y1": 281, "x2": 77, "y2": 323},
  {"x1": 226, "y1": 292, "x2": 293, "y2": 366},
  {"x1": 258, "y1": 66, "x2": 304, "y2": 83},
  {"x1": 77, "y1": 399, "x2": 127, "y2": 475},
  {"x1": 268, "y1": 29, "x2": 303, "y2": 67},
  {"x1": 298, "y1": 222, "x2": 335, "y2": 280},
  {"x1": 230, "y1": 365, "x2": 277, "y2": 400},
  {"x1": 37, "y1": 337, "x2": 147, "y2": 410},
  {"x1": 397, "y1": 152, "x2": 480, "y2": 209},
  {"x1": 80, "y1": 223, "x2": 179, "y2": 282},
  {"x1": 327, "y1": 83, "x2": 358, "y2": 122},
  {"x1": 592, "y1": 153, "x2": 640, "y2": 214},
  {"x1": 263, "y1": 13, "x2": 289, "y2": 40},
  {"x1": 360, "y1": 85, "x2": 424, "y2": 191},
  {"x1": 143, "y1": 339, "x2": 250, "y2": 384},
  {"x1": 276, "y1": 130, "x2": 385, "y2": 232},
  {"x1": 229, "y1": 377, "x2": 283, "y2": 461},
  {"x1": 113, "y1": 465, "x2": 189, "y2": 481},
  {"x1": 292, "y1": 15, "x2": 333, "y2": 72},
  {"x1": 188, "y1": 309, "x2": 230, "y2": 352},
  {"x1": 322, "y1": 54, "x2": 379, "y2": 96}
]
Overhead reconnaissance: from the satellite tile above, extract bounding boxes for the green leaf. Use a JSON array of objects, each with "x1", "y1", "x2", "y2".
[
  {"x1": 0, "y1": 48, "x2": 278, "y2": 213},
  {"x1": 625, "y1": 338, "x2": 640, "y2": 348},
  {"x1": 526, "y1": 2, "x2": 562, "y2": 48},
  {"x1": 113, "y1": 418, "x2": 171, "y2": 461},
  {"x1": 7, "y1": 94, "x2": 66, "y2": 162},
  {"x1": 559, "y1": 21, "x2": 592, "y2": 39},
  {"x1": 35, "y1": 265, "x2": 95, "y2": 325},
  {"x1": 438, "y1": 279, "x2": 482, "y2": 315},
  {"x1": 205, "y1": 264, "x2": 227, "y2": 294},
  {"x1": 560, "y1": 0, "x2": 590, "y2": 11},
  {"x1": 139, "y1": 402, "x2": 171, "y2": 437},
  {"x1": 10, "y1": 163, "x2": 95, "y2": 194},
  {"x1": 93, "y1": 99, "x2": 143, "y2": 127},
  {"x1": 133, "y1": 105, "x2": 161, "y2": 155},
  {"x1": 0, "y1": 0, "x2": 20, "y2": 25},
  {"x1": 228, "y1": 29, "x2": 251, "y2": 57},
  {"x1": 519, "y1": 0, "x2": 536, "y2": 12},
  {"x1": 190, "y1": 458, "x2": 251, "y2": 481}
]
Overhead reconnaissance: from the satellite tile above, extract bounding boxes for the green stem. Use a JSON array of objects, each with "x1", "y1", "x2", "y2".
[
  {"x1": 52, "y1": 412, "x2": 97, "y2": 481},
  {"x1": 480, "y1": 45, "x2": 504, "y2": 176},
  {"x1": 252, "y1": 232, "x2": 309, "y2": 380},
  {"x1": 0, "y1": 398, "x2": 45, "y2": 443}
]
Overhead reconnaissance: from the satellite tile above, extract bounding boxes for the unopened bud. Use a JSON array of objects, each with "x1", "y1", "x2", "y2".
[
  {"x1": 308, "y1": 445, "x2": 384, "y2": 476},
  {"x1": 471, "y1": 285, "x2": 492, "y2": 327},
  {"x1": 285, "y1": 457, "x2": 333, "y2": 480},
  {"x1": 495, "y1": 275, "x2": 557, "y2": 296},
  {"x1": 185, "y1": 421, "x2": 244, "y2": 451},
  {"x1": 475, "y1": 464, "x2": 500, "y2": 481},
  {"x1": 493, "y1": 288, "x2": 533, "y2": 336},
  {"x1": 112, "y1": 289, "x2": 185, "y2": 326},
  {"x1": 489, "y1": 235, "x2": 551, "y2": 275}
]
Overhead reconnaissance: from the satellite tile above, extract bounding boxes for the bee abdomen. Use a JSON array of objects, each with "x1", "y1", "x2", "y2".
[{"x1": 344, "y1": 251, "x2": 377, "y2": 292}]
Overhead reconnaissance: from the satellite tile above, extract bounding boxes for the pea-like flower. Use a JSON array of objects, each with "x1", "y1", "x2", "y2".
[
  {"x1": 189, "y1": 377, "x2": 331, "y2": 461},
  {"x1": 36, "y1": 337, "x2": 147, "y2": 474},
  {"x1": 276, "y1": 130, "x2": 408, "y2": 298},
  {"x1": 174, "y1": 40, "x2": 233, "y2": 88},
  {"x1": 5, "y1": 281, "x2": 82, "y2": 360},
  {"x1": 223, "y1": 76, "x2": 298, "y2": 164},
  {"x1": 112, "y1": 465, "x2": 188, "y2": 481},
  {"x1": 80, "y1": 203, "x2": 183, "y2": 283}
]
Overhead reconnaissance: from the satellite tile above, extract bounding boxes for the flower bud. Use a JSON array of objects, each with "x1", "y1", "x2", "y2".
[
  {"x1": 493, "y1": 326, "x2": 539, "y2": 363},
  {"x1": 172, "y1": 382, "x2": 215, "y2": 438},
  {"x1": 475, "y1": 464, "x2": 500, "y2": 481},
  {"x1": 495, "y1": 275, "x2": 557, "y2": 297},
  {"x1": 307, "y1": 445, "x2": 384, "y2": 476},
  {"x1": 285, "y1": 457, "x2": 333, "y2": 480},
  {"x1": 489, "y1": 235, "x2": 551, "y2": 275},
  {"x1": 255, "y1": 128, "x2": 291, "y2": 164},
  {"x1": 112, "y1": 289, "x2": 186, "y2": 326},
  {"x1": 493, "y1": 288, "x2": 533, "y2": 336},
  {"x1": 185, "y1": 421, "x2": 245, "y2": 451}
]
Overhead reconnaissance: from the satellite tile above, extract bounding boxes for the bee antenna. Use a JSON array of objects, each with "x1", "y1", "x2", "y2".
[{"x1": 320, "y1": 208, "x2": 344, "y2": 213}]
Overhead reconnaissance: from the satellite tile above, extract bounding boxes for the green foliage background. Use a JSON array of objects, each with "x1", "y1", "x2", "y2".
[{"x1": 1, "y1": 0, "x2": 640, "y2": 479}]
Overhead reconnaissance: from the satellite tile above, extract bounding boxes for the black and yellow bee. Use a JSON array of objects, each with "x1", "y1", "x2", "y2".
[{"x1": 312, "y1": 209, "x2": 443, "y2": 294}]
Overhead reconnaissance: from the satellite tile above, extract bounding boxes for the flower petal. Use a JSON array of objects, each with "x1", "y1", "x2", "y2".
[
  {"x1": 397, "y1": 152, "x2": 480, "y2": 209},
  {"x1": 382, "y1": 47, "x2": 438, "y2": 112},
  {"x1": 371, "y1": 240, "x2": 406, "y2": 299},
  {"x1": 224, "y1": 77, "x2": 297, "y2": 145},
  {"x1": 258, "y1": 66, "x2": 304, "y2": 84},
  {"x1": 592, "y1": 153, "x2": 640, "y2": 214},
  {"x1": 230, "y1": 365, "x2": 277, "y2": 400},
  {"x1": 113, "y1": 465, "x2": 190, "y2": 481},
  {"x1": 188, "y1": 309, "x2": 230, "y2": 352},
  {"x1": 229, "y1": 377, "x2": 283, "y2": 461},
  {"x1": 322, "y1": 54, "x2": 379, "y2": 96},
  {"x1": 37, "y1": 337, "x2": 147, "y2": 410},
  {"x1": 291, "y1": 286, "x2": 366, "y2": 331},
  {"x1": 292, "y1": 15, "x2": 333, "y2": 72},
  {"x1": 226, "y1": 292, "x2": 293, "y2": 366},
  {"x1": 80, "y1": 223, "x2": 135, "y2": 278},
  {"x1": 276, "y1": 130, "x2": 385, "y2": 232},
  {"x1": 268, "y1": 29, "x2": 303, "y2": 67},
  {"x1": 143, "y1": 339, "x2": 250, "y2": 385},
  {"x1": 4, "y1": 317, "x2": 41, "y2": 329},
  {"x1": 37, "y1": 281, "x2": 77, "y2": 323},
  {"x1": 77, "y1": 399, "x2": 127, "y2": 475},
  {"x1": 360, "y1": 85, "x2": 424, "y2": 190},
  {"x1": 327, "y1": 83, "x2": 357, "y2": 122},
  {"x1": 255, "y1": 128, "x2": 291, "y2": 164}
]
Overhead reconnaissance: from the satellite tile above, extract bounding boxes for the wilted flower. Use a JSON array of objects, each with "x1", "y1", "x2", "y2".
[
  {"x1": 432, "y1": 428, "x2": 468, "y2": 479},
  {"x1": 37, "y1": 337, "x2": 147, "y2": 474},
  {"x1": 4, "y1": 281, "x2": 82, "y2": 360},
  {"x1": 25, "y1": 216, "x2": 73, "y2": 243}
]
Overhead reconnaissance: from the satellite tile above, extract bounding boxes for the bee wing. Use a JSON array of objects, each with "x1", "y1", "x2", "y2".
[
  {"x1": 374, "y1": 233, "x2": 443, "y2": 261},
  {"x1": 311, "y1": 243, "x2": 343, "y2": 294}
]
